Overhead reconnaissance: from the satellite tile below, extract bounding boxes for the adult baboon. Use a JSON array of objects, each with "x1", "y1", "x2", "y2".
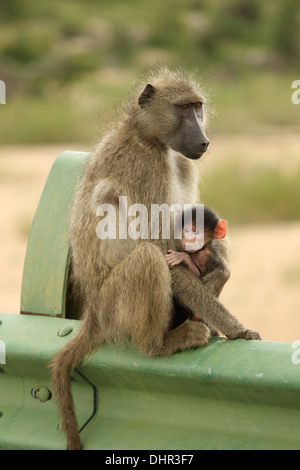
[{"x1": 51, "y1": 67, "x2": 260, "y2": 450}]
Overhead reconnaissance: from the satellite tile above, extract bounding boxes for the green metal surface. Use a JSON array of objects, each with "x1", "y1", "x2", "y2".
[
  {"x1": 1, "y1": 149, "x2": 300, "y2": 450},
  {"x1": 0, "y1": 313, "x2": 94, "y2": 450},
  {"x1": 0, "y1": 312, "x2": 300, "y2": 450},
  {"x1": 20, "y1": 150, "x2": 90, "y2": 318}
]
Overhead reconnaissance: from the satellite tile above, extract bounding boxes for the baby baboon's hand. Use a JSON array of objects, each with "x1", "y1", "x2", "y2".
[{"x1": 165, "y1": 250, "x2": 189, "y2": 269}]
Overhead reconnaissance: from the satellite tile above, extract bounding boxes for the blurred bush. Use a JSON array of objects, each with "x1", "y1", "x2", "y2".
[
  {"x1": 0, "y1": 0, "x2": 299, "y2": 143},
  {"x1": 201, "y1": 162, "x2": 300, "y2": 224}
]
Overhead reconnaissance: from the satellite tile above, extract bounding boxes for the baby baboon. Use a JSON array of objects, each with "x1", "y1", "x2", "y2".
[
  {"x1": 167, "y1": 205, "x2": 228, "y2": 331},
  {"x1": 165, "y1": 205, "x2": 227, "y2": 278},
  {"x1": 51, "y1": 67, "x2": 260, "y2": 450}
]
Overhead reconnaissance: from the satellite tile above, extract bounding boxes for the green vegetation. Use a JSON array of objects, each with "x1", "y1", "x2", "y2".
[
  {"x1": 201, "y1": 162, "x2": 300, "y2": 224},
  {"x1": 0, "y1": 0, "x2": 299, "y2": 143},
  {"x1": 0, "y1": 0, "x2": 299, "y2": 224},
  {"x1": 282, "y1": 263, "x2": 300, "y2": 285}
]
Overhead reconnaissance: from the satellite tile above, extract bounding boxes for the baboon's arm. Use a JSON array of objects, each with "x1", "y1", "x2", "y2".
[
  {"x1": 200, "y1": 238, "x2": 230, "y2": 297},
  {"x1": 171, "y1": 265, "x2": 259, "y2": 339},
  {"x1": 201, "y1": 261, "x2": 230, "y2": 298}
]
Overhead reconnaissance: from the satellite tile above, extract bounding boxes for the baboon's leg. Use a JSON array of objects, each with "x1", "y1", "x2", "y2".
[
  {"x1": 171, "y1": 265, "x2": 259, "y2": 339},
  {"x1": 170, "y1": 296, "x2": 192, "y2": 330},
  {"x1": 159, "y1": 319, "x2": 210, "y2": 355},
  {"x1": 100, "y1": 242, "x2": 209, "y2": 356},
  {"x1": 171, "y1": 297, "x2": 218, "y2": 337}
]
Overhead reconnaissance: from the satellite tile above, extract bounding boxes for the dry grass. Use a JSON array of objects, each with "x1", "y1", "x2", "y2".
[{"x1": 1, "y1": 135, "x2": 300, "y2": 343}]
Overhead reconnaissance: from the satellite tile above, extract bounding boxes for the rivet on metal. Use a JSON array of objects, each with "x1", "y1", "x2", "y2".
[
  {"x1": 57, "y1": 326, "x2": 73, "y2": 337},
  {"x1": 31, "y1": 386, "x2": 52, "y2": 403}
]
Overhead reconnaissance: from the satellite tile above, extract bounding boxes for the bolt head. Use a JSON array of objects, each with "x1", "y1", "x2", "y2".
[{"x1": 57, "y1": 326, "x2": 73, "y2": 337}]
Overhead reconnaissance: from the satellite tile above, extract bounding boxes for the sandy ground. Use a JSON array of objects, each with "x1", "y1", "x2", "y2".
[{"x1": 0, "y1": 134, "x2": 300, "y2": 343}]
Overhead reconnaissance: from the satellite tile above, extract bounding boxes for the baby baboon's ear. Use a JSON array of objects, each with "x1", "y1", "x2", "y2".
[
  {"x1": 214, "y1": 220, "x2": 227, "y2": 239},
  {"x1": 138, "y1": 84, "x2": 155, "y2": 109}
]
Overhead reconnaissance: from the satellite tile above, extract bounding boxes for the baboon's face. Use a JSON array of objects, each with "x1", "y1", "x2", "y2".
[
  {"x1": 168, "y1": 102, "x2": 210, "y2": 160},
  {"x1": 138, "y1": 83, "x2": 210, "y2": 160}
]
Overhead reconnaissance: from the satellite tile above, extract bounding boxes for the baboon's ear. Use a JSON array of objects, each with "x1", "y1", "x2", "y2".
[
  {"x1": 214, "y1": 220, "x2": 227, "y2": 239},
  {"x1": 138, "y1": 84, "x2": 155, "y2": 109}
]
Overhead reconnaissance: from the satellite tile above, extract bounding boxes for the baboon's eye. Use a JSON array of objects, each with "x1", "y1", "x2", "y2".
[
  {"x1": 195, "y1": 102, "x2": 202, "y2": 108},
  {"x1": 176, "y1": 103, "x2": 191, "y2": 111}
]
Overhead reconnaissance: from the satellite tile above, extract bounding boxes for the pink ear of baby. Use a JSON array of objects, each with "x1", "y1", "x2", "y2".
[{"x1": 214, "y1": 220, "x2": 227, "y2": 239}]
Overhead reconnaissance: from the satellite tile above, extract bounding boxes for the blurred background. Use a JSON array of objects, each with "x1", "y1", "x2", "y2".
[{"x1": 0, "y1": 0, "x2": 299, "y2": 341}]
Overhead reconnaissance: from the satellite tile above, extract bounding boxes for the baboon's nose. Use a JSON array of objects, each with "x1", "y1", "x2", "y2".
[{"x1": 201, "y1": 141, "x2": 210, "y2": 151}]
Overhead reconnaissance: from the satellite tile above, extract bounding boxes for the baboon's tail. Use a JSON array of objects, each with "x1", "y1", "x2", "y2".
[{"x1": 50, "y1": 315, "x2": 101, "y2": 450}]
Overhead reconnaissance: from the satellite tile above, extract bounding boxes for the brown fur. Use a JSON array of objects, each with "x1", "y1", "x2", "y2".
[{"x1": 51, "y1": 66, "x2": 260, "y2": 450}]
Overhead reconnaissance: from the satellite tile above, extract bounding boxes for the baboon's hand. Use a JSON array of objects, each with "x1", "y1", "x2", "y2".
[
  {"x1": 227, "y1": 329, "x2": 261, "y2": 341},
  {"x1": 241, "y1": 329, "x2": 261, "y2": 340}
]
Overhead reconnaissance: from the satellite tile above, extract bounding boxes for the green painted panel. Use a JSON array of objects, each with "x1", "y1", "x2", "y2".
[
  {"x1": 0, "y1": 313, "x2": 300, "y2": 450},
  {"x1": 0, "y1": 313, "x2": 94, "y2": 450},
  {"x1": 20, "y1": 150, "x2": 90, "y2": 317}
]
